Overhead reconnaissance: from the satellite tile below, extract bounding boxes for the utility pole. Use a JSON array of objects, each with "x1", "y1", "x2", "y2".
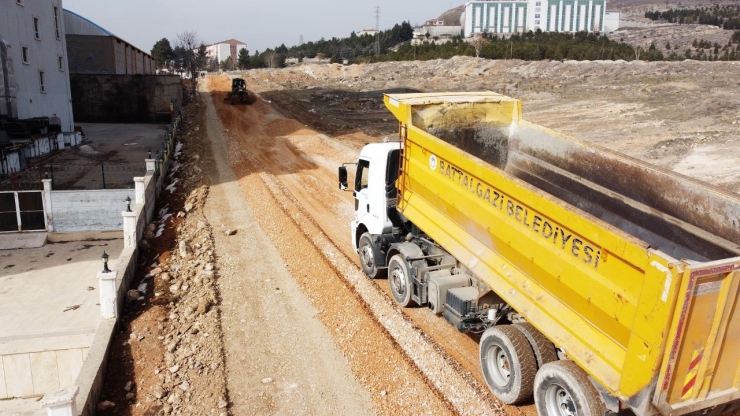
[
  {"x1": 375, "y1": 6, "x2": 381, "y2": 56},
  {"x1": 299, "y1": 35, "x2": 304, "y2": 45}
]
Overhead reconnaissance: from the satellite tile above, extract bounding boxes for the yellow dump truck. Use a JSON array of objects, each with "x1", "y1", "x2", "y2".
[{"x1": 338, "y1": 92, "x2": 740, "y2": 415}]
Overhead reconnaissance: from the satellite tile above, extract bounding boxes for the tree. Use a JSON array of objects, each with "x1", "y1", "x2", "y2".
[
  {"x1": 207, "y1": 57, "x2": 219, "y2": 71},
  {"x1": 264, "y1": 51, "x2": 281, "y2": 68},
  {"x1": 469, "y1": 36, "x2": 489, "y2": 58},
  {"x1": 220, "y1": 56, "x2": 235, "y2": 71},
  {"x1": 237, "y1": 48, "x2": 250, "y2": 69},
  {"x1": 174, "y1": 31, "x2": 202, "y2": 95},
  {"x1": 151, "y1": 38, "x2": 174, "y2": 68},
  {"x1": 197, "y1": 44, "x2": 207, "y2": 71}
]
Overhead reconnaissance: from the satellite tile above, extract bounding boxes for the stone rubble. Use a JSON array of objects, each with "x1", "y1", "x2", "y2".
[{"x1": 107, "y1": 98, "x2": 230, "y2": 416}]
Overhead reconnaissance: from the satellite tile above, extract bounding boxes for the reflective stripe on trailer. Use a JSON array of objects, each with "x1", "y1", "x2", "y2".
[{"x1": 680, "y1": 349, "x2": 704, "y2": 400}]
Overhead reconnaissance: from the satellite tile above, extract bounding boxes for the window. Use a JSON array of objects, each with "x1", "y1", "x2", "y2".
[
  {"x1": 535, "y1": 1, "x2": 541, "y2": 5},
  {"x1": 535, "y1": 20, "x2": 541, "y2": 25},
  {"x1": 535, "y1": 14, "x2": 540, "y2": 18},
  {"x1": 355, "y1": 160, "x2": 370, "y2": 191},
  {"x1": 33, "y1": 17, "x2": 40, "y2": 39},
  {"x1": 21, "y1": 47, "x2": 29, "y2": 64},
  {"x1": 58, "y1": 56, "x2": 64, "y2": 71},
  {"x1": 39, "y1": 71, "x2": 45, "y2": 93},
  {"x1": 535, "y1": 7, "x2": 541, "y2": 12},
  {"x1": 53, "y1": 6, "x2": 60, "y2": 39}
]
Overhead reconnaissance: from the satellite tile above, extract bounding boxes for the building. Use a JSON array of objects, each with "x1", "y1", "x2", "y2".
[
  {"x1": 204, "y1": 39, "x2": 247, "y2": 65},
  {"x1": 0, "y1": 0, "x2": 74, "y2": 131},
  {"x1": 463, "y1": 0, "x2": 608, "y2": 37},
  {"x1": 603, "y1": 11, "x2": 620, "y2": 34},
  {"x1": 357, "y1": 29, "x2": 380, "y2": 37},
  {"x1": 413, "y1": 23, "x2": 463, "y2": 44},
  {"x1": 64, "y1": 9, "x2": 154, "y2": 74}
]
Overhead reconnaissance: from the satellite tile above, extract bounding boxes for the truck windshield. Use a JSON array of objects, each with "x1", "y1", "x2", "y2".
[{"x1": 355, "y1": 160, "x2": 369, "y2": 191}]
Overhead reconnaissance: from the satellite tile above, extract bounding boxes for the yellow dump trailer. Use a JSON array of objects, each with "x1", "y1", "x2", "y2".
[{"x1": 340, "y1": 92, "x2": 740, "y2": 415}]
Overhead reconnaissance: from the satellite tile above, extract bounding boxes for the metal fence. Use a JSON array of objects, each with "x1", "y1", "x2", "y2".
[
  {"x1": 152, "y1": 104, "x2": 182, "y2": 183},
  {"x1": 44, "y1": 162, "x2": 145, "y2": 190},
  {"x1": 0, "y1": 166, "x2": 45, "y2": 191},
  {"x1": 0, "y1": 162, "x2": 146, "y2": 191},
  {"x1": 0, "y1": 103, "x2": 182, "y2": 192}
]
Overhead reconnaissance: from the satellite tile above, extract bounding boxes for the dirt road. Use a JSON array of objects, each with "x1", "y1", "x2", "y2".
[
  {"x1": 203, "y1": 75, "x2": 532, "y2": 415},
  {"x1": 200, "y1": 88, "x2": 375, "y2": 415}
]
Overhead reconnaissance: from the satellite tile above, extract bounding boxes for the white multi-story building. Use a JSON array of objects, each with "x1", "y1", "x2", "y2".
[
  {"x1": 204, "y1": 39, "x2": 247, "y2": 65},
  {"x1": 0, "y1": 0, "x2": 74, "y2": 131},
  {"x1": 463, "y1": 0, "x2": 608, "y2": 37}
]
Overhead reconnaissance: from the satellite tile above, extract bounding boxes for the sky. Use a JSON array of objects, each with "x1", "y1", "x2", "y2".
[{"x1": 62, "y1": 0, "x2": 460, "y2": 54}]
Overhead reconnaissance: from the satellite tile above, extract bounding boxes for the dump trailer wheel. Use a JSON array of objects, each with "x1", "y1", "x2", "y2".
[
  {"x1": 513, "y1": 323, "x2": 559, "y2": 369},
  {"x1": 534, "y1": 361, "x2": 606, "y2": 416},
  {"x1": 388, "y1": 254, "x2": 414, "y2": 307},
  {"x1": 480, "y1": 325, "x2": 537, "y2": 404},
  {"x1": 358, "y1": 232, "x2": 386, "y2": 278}
]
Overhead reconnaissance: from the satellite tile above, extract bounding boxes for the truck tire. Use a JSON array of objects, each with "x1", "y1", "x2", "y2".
[
  {"x1": 359, "y1": 232, "x2": 385, "y2": 278},
  {"x1": 513, "y1": 323, "x2": 558, "y2": 369},
  {"x1": 388, "y1": 254, "x2": 415, "y2": 307},
  {"x1": 480, "y1": 325, "x2": 537, "y2": 404},
  {"x1": 534, "y1": 361, "x2": 606, "y2": 416},
  {"x1": 231, "y1": 95, "x2": 236, "y2": 105}
]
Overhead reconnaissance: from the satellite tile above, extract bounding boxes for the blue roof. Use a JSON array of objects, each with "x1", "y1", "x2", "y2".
[{"x1": 63, "y1": 9, "x2": 114, "y2": 37}]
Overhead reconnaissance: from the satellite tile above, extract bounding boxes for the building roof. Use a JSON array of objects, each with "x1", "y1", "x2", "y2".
[
  {"x1": 63, "y1": 9, "x2": 152, "y2": 57},
  {"x1": 63, "y1": 9, "x2": 114, "y2": 37},
  {"x1": 206, "y1": 39, "x2": 248, "y2": 47}
]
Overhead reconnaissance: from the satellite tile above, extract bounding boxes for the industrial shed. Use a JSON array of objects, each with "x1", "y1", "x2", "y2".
[{"x1": 64, "y1": 9, "x2": 154, "y2": 74}]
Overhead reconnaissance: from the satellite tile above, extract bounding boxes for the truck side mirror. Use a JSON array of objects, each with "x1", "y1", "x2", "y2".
[{"x1": 338, "y1": 166, "x2": 348, "y2": 190}]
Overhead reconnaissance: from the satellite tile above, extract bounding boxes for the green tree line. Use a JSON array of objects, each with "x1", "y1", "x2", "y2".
[
  {"x1": 645, "y1": 5, "x2": 740, "y2": 30},
  {"x1": 385, "y1": 31, "x2": 663, "y2": 62}
]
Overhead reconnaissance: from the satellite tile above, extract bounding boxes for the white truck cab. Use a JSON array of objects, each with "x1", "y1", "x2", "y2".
[{"x1": 339, "y1": 142, "x2": 401, "y2": 277}]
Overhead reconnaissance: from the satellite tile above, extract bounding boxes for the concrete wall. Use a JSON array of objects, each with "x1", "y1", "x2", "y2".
[
  {"x1": 49, "y1": 189, "x2": 132, "y2": 233},
  {"x1": 0, "y1": 348, "x2": 88, "y2": 398},
  {"x1": 69, "y1": 74, "x2": 181, "y2": 123},
  {"x1": 0, "y1": 0, "x2": 75, "y2": 131}
]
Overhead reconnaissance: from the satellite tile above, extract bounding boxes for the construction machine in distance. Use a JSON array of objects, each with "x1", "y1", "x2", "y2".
[
  {"x1": 339, "y1": 92, "x2": 740, "y2": 416},
  {"x1": 225, "y1": 78, "x2": 250, "y2": 105}
]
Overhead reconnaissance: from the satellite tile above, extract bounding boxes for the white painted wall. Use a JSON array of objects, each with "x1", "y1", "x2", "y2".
[
  {"x1": 49, "y1": 189, "x2": 132, "y2": 233},
  {"x1": 0, "y1": 0, "x2": 74, "y2": 131},
  {"x1": 0, "y1": 348, "x2": 88, "y2": 399},
  {"x1": 603, "y1": 11, "x2": 619, "y2": 34}
]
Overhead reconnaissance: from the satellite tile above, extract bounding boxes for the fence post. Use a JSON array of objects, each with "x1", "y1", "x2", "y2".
[
  {"x1": 122, "y1": 209, "x2": 137, "y2": 249},
  {"x1": 134, "y1": 177, "x2": 145, "y2": 206},
  {"x1": 145, "y1": 158, "x2": 156, "y2": 172},
  {"x1": 40, "y1": 386, "x2": 78, "y2": 416},
  {"x1": 42, "y1": 178, "x2": 53, "y2": 232},
  {"x1": 101, "y1": 163, "x2": 106, "y2": 189},
  {"x1": 98, "y1": 269, "x2": 118, "y2": 320}
]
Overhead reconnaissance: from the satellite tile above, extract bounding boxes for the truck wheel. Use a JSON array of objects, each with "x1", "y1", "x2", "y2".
[
  {"x1": 534, "y1": 361, "x2": 606, "y2": 416},
  {"x1": 388, "y1": 254, "x2": 415, "y2": 307},
  {"x1": 359, "y1": 232, "x2": 385, "y2": 278},
  {"x1": 513, "y1": 323, "x2": 558, "y2": 369},
  {"x1": 480, "y1": 325, "x2": 537, "y2": 404},
  {"x1": 231, "y1": 95, "x2": 236, "y2": 105}
]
